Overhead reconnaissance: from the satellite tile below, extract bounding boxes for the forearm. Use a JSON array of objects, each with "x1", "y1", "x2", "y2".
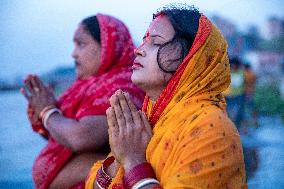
[
  {"x1": 93, "y1": 165, "x2": 161, "y2": 189},
  {"x1": 45, "y1": 112, "x2": 80, "y2": 149},
  {"x1": 93, "y1": 159, "x2": 162, "y2": 189},
  {"x1": 50, "y1": 152, "x2": 107, "y2": 189},
  {"x1": 123, "y1": 161, "x2": 161, "y2": 189},
  {"x1": 45, "y1": 113, "x2": 108, "y2": 152}
]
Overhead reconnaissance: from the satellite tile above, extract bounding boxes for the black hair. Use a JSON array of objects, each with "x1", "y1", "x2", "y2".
[
  {"x1": 230, "y1": 57, "x2": 242, "y2": 66},
  {"x1": 82, "y1": 16, "x2": 101, "y2": 44},
  {"x1": 244, "y1": 64, "x2": 251, "y2": 69},
  {"x1": 153, "y1": 4, "x2": 201, "y2": 73}
]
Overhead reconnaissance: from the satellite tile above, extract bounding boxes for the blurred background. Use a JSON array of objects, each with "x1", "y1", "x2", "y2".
[{"x1": 0, "y1": 0, "x2": 284, "y2": 188}]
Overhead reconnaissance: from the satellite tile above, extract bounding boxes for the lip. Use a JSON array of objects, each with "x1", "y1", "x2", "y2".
[
  {"x1": 75, "y1": 61, "x2": 80, "y2": 67},
  {"x1": 132, "y1": 61, "x2": 144, "y2": 70}
]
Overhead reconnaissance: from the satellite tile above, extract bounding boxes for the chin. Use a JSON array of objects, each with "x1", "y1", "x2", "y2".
[
  {"x1": 131, "y1": 73, "x2": 142, "y2": 86},
  {"x1": 75, "y1": 72, "x2": 81, "y2": 79},
  {"x1": 131, "y1": 73, "x2": 147, "y2": 91},
  {"x1": 76, "y1": 71, "x2": 85, "y2": 80}
]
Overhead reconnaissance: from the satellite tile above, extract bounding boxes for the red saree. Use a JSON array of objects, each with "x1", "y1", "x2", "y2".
[{"x1": 31, "y1": 13, "x2": 145, "y2": 189}]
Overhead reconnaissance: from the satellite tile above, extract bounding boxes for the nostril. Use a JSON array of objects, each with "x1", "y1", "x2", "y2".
[
  {"x1": 134, "y1": 48, "x2": 140, "y2": 56},
  {"x1": 134, "y1": 48, "x2": 145, "y2": 57}
]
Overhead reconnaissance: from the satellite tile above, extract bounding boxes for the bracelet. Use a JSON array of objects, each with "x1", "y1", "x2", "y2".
[
  {"x1": 123, "y1": 162, "x2": 156, "y2": 189},
  {"x1": 96, "y1": 180, "x2": 105, "y2": 189},
  {"x1": 96, "y1": 156, "x2": 115, "y2": 189},
  {"x1": 39, "y1": 105, "x2": 57, "y2": 119},
  {"x1": 132, "y1": 178, "x2": 160, "y2": 189},
  {"x1": 42, "y1": 108, "x2": 62, "y2": 128}
]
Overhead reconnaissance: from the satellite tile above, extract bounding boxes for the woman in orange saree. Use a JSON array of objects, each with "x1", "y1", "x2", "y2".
[
  {"x1": 21, "y1": 14, "x2": 144, "y2": 189},
  {"x1": 86, "y1": 5, "x2": 247, "y2": 189}
]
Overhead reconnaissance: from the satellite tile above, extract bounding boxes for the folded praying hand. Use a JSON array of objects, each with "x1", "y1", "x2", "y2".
[{"x1": 107, "y1": 89, "x2": 152, "y2": 173}]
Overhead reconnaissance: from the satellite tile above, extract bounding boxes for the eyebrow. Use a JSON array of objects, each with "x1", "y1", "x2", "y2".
[
  {"x1": 142, "y1": 34, "x2": 166, "y2": 40},
  {"x1": 73, "y1": 36, "x2": 86, "y2": 42},
  {"x1": 73, "y1": 36, "x2": 80, "y2": 41}
]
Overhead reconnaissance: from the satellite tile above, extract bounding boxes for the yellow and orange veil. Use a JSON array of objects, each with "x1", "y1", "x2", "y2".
[{"x1": 86, "y1": 15, "x2": 247, "y2": 189}]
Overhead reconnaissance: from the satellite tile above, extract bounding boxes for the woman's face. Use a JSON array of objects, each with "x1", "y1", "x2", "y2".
[
  {"x1": 132, "y1": 15, "x2": 175, "y2": 91},
  {"x1": 72, "y1": 23, "x2": 101, "y2": 80}
]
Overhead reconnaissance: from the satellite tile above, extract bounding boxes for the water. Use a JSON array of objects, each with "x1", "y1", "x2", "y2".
[
  {"x1": 244, "y1": 116, "x2": 284, "y2": 189},
  {"x1": 0, "y1": 92, "x2": 284, "y2": 188},
  {"x1": 0, "y1": 91, "x2": 46, "y2": 189}
]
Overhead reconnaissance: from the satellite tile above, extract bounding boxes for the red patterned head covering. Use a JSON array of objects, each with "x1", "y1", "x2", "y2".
[
  {"x1": 58, "y1": 13, "x2": 144, "y2": 119},
  {"x1": 96, "y1": 13, "x2": 134, "y2": 74},
  {"x1": 32, "y1": 13, "x2": 145, "y2": 189}
]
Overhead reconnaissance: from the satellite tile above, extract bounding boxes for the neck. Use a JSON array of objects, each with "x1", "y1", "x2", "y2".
[{"x1": 145, "y1": 87, "x2": 165, "y2": 105}]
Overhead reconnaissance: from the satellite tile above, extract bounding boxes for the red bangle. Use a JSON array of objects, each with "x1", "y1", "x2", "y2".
[
  {"x1": 96, "y1": 156, "x2": 115, "y2": 189},
  {"x1": 123, "y1": 162, "x2": 156, "y2": 189}
]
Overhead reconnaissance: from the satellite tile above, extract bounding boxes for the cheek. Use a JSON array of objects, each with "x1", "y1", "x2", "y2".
[
  {"x1": 145, "y1": 46, "x2": 158, "y2": 65},
  {"x1": 88, "y1": 51, "x2": 101, "y2": 71},
  {"x1": 84, "y1": 49, "x2": 96, "y2": 61},
  {"x1": 148, "y1": 57, "x2": 172, "y2": 85},
  {"x1": 83, "y1": 47, "x2": 100, "y2": 64},
  {"x1": 147, "y1": 49, "x2": 161, "y2": 73}
]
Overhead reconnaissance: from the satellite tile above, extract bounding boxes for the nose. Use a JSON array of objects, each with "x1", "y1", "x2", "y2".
[
  {"x1": 134, "y1": 45, "x2": 146, "y2": 57},
  {"x1": 71, "y1": 47, "x2": 78, "y2": 59}
]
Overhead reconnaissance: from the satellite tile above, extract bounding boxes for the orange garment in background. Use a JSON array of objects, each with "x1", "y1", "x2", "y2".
[
  {"x1": 244, "y1": 68, "x2": 257, "y2": 95},
  {"x1": 86, "y1": 15, "x2": 247, "y2": 189}
]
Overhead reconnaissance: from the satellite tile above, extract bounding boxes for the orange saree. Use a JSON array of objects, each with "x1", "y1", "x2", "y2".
[{"x1": 86, "y1": 15, "x2": 247, "y2": 189}]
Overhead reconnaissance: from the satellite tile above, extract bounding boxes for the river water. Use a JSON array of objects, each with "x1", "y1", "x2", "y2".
[{"x1": 0, "y1": 91, "x2": 45, "y2": 188}]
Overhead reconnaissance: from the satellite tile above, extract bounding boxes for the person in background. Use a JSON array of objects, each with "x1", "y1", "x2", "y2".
[
  {"x1": 86, "y1": 4, "x2": 247, "y2": 189},
  {"x1": 224, "y1": 57, "x2": 246, "y2": 129},
  {"x1": 244, "y1": 63, "x2": 258, "y2": 128},
  {"x1": 21, "y1": 14, "x2": 144, "y2": 189}
]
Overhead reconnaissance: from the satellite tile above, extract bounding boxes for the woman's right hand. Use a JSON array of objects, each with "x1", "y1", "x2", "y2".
[{"x1": 106, "y1": 90, "x2": 152, "y2": 172}]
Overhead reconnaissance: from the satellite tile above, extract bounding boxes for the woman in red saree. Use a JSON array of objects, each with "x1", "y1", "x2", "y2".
[{"x1": 21, "y1": 13, "x2": 144, "y2": 189}]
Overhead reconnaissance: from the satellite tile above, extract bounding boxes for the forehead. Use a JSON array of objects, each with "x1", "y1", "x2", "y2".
[
  {"x1": 147, "y1": 15, "x2": 175, "y2": 38},
  {"x1": 74, "y1": 24, "x2": 91, "y2": 39}
]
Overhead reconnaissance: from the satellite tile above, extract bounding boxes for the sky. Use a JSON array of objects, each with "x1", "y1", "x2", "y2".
[{"x1": 1, "y1": 0, "x2": 284, "y2": 80}]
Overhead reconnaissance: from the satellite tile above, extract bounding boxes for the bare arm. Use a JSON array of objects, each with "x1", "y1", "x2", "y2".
[
  {"x1": 46, "y1": 113, "x2": 108, "y2": 153},
  {"x1": 49, "y1": 152, "x2": 107, "y2": 189}
]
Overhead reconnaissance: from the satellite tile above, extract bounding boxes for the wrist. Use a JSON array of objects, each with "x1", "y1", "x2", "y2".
[
  {"x1": 42, "y1": 108, "x2": 62, "y2": 129},
  {"x1": 39, "y1": 104, "x2": 57, "y2": 119},
  {"x1": 105, "y1": 159, "x2": 119, "y2": 178},
  {"x1": 123, "y1": 162, "x2": 158, "y2": 189},
  {"x1": 123, "y1": 158, "x2": 147, "y2": 173},
  {"x1": 96, "y1": 156, "x2": 115, "y2": 189}
]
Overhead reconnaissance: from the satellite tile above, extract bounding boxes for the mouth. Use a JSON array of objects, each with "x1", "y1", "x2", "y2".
[
  {"x1": 132, "y1": 60, "x2": 144, "y2": 70},
  {"x1": 75, "y1": 61, "x2": 80, "y2": 67}
]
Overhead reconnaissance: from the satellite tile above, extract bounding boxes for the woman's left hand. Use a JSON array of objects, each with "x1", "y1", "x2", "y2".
[
  {"x1": 106, "y1": 90, "x2": 152, "y2": 172},
  {"x1": 27, "y1": 104, "x2": 42, "y2": 126},
  {"x1": 21, "y1": 75, "x2": 57, "y2": 118}
]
